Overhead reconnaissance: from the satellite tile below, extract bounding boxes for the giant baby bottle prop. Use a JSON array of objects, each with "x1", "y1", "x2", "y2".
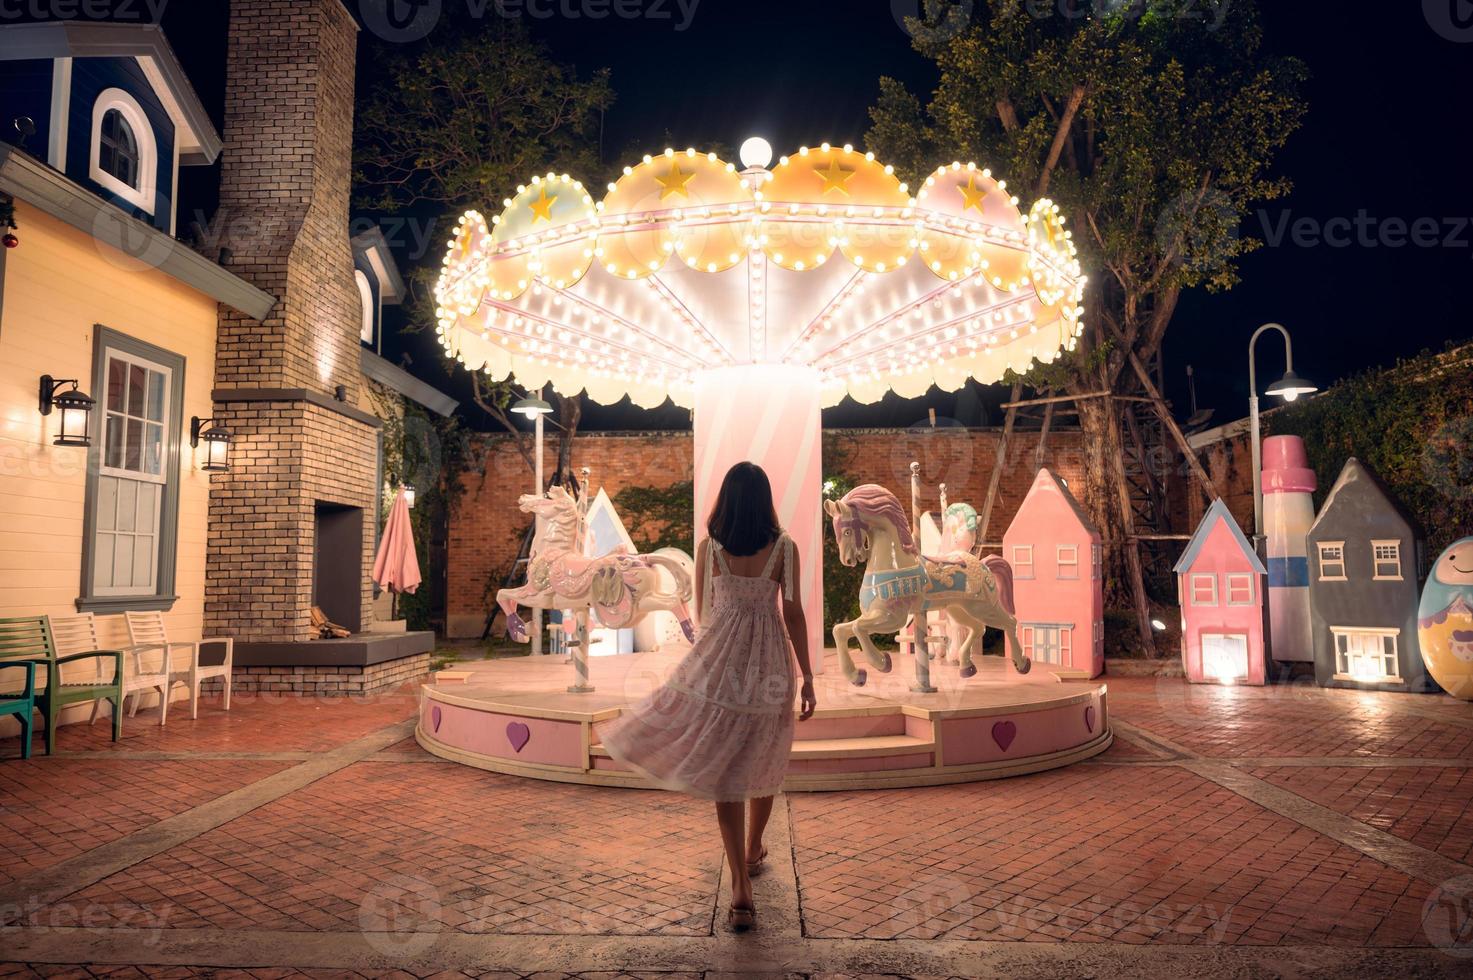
[
  {"x1": 1418, "y1": 537, "x2": 1473, "y2": 699},
  {"x1": 1262, "y1": 435, "x2": 1316, "y2": 663}
]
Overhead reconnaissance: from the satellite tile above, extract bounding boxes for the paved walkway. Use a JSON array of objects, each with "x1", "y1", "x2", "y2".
[{"x1": 2, "y1": 674, "x2": 1473, "y2": 977}]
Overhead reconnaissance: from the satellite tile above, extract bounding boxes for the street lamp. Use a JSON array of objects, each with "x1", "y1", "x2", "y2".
[
  {"x1": 512, "y1": 391, "x2": 554, "y2": 655},
  {"x1": 1249, "y1": 323, "x2": 1318, "y2": 540}
]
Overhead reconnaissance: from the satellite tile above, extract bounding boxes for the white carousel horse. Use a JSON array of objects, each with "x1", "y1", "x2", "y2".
[
  {"x1": 825, "y1": 484, "x2": 1029, "y2": 692},
  {"x1": 497, "y1": 485, "x2": 695, "y2": 645}
]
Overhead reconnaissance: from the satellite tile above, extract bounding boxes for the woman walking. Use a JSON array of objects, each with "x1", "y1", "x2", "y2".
[{"x1": 601, "y1": 461, "x2": 817, "y2": 932}]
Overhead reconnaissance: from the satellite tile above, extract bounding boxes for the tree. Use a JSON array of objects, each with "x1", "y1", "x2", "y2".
[
  {"x1": 354, "y1": 19, "x2": 614, "y2": 486},
  {"x1": 869, "y1": 0, "x2": 1306, "y2": 638}
]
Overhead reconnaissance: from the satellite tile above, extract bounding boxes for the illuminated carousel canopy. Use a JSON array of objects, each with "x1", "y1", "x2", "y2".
[{"x1": 435, "y1": 142, "x2": 1086, "y2": 409}]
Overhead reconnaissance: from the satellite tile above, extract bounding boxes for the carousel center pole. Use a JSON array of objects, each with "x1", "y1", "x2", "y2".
[{"x1": 693, "y1": 363, "x2": 825, "y2": 670}]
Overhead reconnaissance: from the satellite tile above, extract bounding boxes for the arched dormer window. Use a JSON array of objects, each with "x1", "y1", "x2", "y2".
[
  {"x1": 356, "y1": 270, "x2": 377, "y2": 347},
  {"x1": 90, "y1": 89, "x2": 157, "y2": 215}
]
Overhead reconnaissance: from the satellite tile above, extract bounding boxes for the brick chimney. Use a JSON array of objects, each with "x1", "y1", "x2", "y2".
[{"x1": 205, "y1": 0, "x2": 380, "y2": 644}]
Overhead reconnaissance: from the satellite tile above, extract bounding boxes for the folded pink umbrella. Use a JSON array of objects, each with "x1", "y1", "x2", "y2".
[{"x1": 373, "y1": 488, "x2": 422, "y2": 595}]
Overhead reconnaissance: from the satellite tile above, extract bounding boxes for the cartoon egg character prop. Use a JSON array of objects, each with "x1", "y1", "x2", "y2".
[{"x1": 1418, "y1": 537, "x2": 1473, "y2": 699}]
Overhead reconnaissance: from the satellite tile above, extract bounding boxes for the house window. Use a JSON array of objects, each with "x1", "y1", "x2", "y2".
[
  {"x1": 98, "y1": 110, "x2": 139, "y2": 189},
  {"x1": 1331, "y1": 628, "x2": 1401, "y2": 684},
  {"x1": 356, "y1": 270, "x2": 376, "y2": 346},
  {"x1": 1372, "y1": 540, "x2": 1402, "y2": 581},
  {"x1": 1092, "y1": 543, "x2": 1101, "y2": 580},
  {"x1": 1012, "y1": 545, "x2": 1034, "y2": 580},
  {"x1": 80, "y1": 328, "x2": 184, "y2": 613},
  {"x1": 1057, "y1": 545, "x2": 1079, "y2": 580},
  {"x1": 1318, "y1": 542, "x2": 1346, "y2": 581},
  {"x1": 1226, "y1": 573, "x2": 1254, "y2": 606},
  {"x1": 89, "y1": 89, "x2": 157, "y2": 214},
  {"x1": 1190, "y1": 573, "x2": 1218, "y2": 606}
]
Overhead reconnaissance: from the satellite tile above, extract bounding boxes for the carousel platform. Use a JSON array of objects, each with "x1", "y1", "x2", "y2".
[{"x1": 416, "y1": 648, "x2": 1110, "y2": 791}]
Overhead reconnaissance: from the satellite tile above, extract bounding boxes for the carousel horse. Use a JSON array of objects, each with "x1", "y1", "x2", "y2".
[
  {"x1": 825, "y1": 484, "x2": 1029, "y2": 691},
  {"x1": 497, "y1": 485, "x2": 696, "y2": 645}
]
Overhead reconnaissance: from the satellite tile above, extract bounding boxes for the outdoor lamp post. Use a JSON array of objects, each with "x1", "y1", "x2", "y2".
[
  {"x1": 512, "y1": 391, "x2": 554, "y2": 655},
  {"x1": 38, "y1": 376, "x2": 95, "y2": 447},
  {"x1": 1248, "y1": 323, "x2": 1319, "y2": 540}
]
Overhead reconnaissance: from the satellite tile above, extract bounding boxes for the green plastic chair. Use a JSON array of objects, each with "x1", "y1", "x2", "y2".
[{"x1": 0, "y1": 616, "x2": 124, "y2": 757}]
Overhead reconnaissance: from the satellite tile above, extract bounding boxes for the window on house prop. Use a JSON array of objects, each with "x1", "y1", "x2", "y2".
[
  {"x1": 1012, "y1": 545, "x2": 1034, "y2": 580},
  {"x1": 1092, "y1": 543, "x2": 1101, "y2": 580},
  {"x1": 1372, "y1": 540, "x2": 1402, "y2": 581},
  {"x1": 1056, "y1": 545, "x2": 1079, "y2": 580},
  {"x1": 1226, "y1": 573, "x2": 1254, "y2": 606},
  {"x1": 90, "y1": 89, "x2": 157, "y2": 214},
  {"x1": 80, "y1": 328, "x2": 184, "y2": 612},
  {"x1": 1318, "y1": 542, "x2": 1346, "y2": 581},
  {"x1": 1331, "y1": 628, "x2": 1401, "y2": 684},
  {"x1": 1190, "y1": 573, "x2": 1218, "y2": 606}
]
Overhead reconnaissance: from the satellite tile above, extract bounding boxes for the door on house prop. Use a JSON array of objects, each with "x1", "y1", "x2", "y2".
[
  {"x1": 1201, "y1": 633, "x2": 1249, "y2": 683},
  {"x1": 1021, "y1": 624, "x2": 1072, "y2": 666}
]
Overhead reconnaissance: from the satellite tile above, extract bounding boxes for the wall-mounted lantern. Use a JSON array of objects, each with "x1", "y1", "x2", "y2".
[
  {"x1": 190, "y1": 417, "x2": 232, "y2": 471},
  {"x1": 38, "y1": 375, "x2": 95, "y2": 447},
  {"x1": 403, "y1": 485, "x2": 416, "y2": 508}
]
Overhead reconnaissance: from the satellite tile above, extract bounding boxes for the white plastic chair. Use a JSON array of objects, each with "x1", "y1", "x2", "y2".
[
  {"x1": 124, "y1": 611, "x2": 233, "y2": 719},
  {"x1": 50, "y1": 612, "x2": 170, "y2": 728}
]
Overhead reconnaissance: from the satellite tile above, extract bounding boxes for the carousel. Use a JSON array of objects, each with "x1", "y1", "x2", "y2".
[{"x1": 418, "y1": 138, "x2": 1111, "y2": 790}]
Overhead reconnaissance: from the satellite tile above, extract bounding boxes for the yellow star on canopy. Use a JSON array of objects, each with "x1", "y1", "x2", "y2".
[
  {"x1": 958, "y1": 175, "x2": 988, "y2": 214},
  {"x1": 656, "y1": 164, "x2": 695, "y2": 199},
  {"x1": 529, "y1": 186, "x2": 558, "y2": 223},
  {"x1": 817, "y1": 158, "x2": 855, "y2": 195}
]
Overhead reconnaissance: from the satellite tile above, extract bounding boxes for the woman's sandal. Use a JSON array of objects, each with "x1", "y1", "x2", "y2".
[
  {"x1": 728, "y1": 904, "x2": 757, "y2": 932},
  {"x1": 746, "y1": 846, "x2": 768, "y2": 877}
]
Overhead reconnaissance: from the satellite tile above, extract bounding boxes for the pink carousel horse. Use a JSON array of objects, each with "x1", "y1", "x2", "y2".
[
  {"x1": 825, "y1": 484, "x2": 1029, "y2": 692},
  {"x1": 497, "y1": 486, "x2": 695, "y2": 646}
]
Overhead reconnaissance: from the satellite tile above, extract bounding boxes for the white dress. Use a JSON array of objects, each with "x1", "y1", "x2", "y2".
[{"x1": 601, "y1": 532, "x2": 798, "y2": 801}]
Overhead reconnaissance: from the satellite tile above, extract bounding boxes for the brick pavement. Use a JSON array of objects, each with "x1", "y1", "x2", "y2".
[{"x1": 1, "y1": 677, "x2": 1472, "y2": 978}]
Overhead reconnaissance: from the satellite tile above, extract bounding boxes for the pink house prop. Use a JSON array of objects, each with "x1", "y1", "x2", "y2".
[
  {"x1": 1002, "y1": 469, "x2": 1104, "y2": 678},
  {"x1": 1174, "y1": 499, "x2": 1268, "y2": 685}
]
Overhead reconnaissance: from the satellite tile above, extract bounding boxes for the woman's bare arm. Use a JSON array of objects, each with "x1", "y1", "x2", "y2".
[
  {"x1": 694, "y1": 538, "x2": 708, "y2": 628},
  {"x1": 781, "y1": 543, "x2": 817, "y2": 720}
]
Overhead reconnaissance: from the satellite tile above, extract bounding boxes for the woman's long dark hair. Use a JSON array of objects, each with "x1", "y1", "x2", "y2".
[{"x1": 706, "y1": 462, "x2": 781, "y2": 557}]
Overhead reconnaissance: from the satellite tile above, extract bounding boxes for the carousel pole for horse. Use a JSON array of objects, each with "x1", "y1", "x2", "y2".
[{"x1": 568, "y1": 608, "x2": 595, "y2": 693}]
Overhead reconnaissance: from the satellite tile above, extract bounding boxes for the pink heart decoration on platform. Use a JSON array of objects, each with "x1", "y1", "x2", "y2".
[
  {"x1": 431, "y1": 705, "x2": 442, "y2": 733},
  {"x1": 1085, "y1": 705, "x2": 1096, "y2": 733},
  {"x1": 991, "y1": 720, "x2": 1017, "y2": 752},
  {"x1": 506, "y1": 722, "x2": 532, "y2": 753}
]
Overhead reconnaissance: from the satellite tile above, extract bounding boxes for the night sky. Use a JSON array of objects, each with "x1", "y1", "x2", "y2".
[{"x1": 138, "y1": 2, "x2": 1473, "y2": 431}]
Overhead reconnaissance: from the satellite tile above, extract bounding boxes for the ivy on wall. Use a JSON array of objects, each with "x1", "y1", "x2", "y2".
[
  {"x1": 1266, "y1": 343, "x2": 1473, "y2": 560},
  {"x1": 613, "y1": 481, "x2": 694, "y2": 555}
]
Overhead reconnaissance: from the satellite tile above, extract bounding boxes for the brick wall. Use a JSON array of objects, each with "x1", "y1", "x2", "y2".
[
  {"x1": 446, "y1": 427, "x2": 1087, "y2": 636},
  {"x1": 205, "y1": 0, "x2": 380, "y2": 643}
]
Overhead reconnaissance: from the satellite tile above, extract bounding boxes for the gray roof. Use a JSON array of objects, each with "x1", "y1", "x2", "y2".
[
  {"x1": 0, "y1": 143, "x2": 273, "y2": 319},
  {"x1": 0, "y1": 21, "x2": 221, "y2": 164},
  {"x1": 1307, "y1": 457, "x2": 1419, "y2": 541},
  {"x1": 360, "y1": 349, "x2": 459, "y2": 417},
  {"x1": 1173, "y1": 498, "x2": 1266, "y2": 574},
  {"x1": 350, "y1": 226, "x2": 408, "y2": 305},
  {"x1": 1023, "y1": 468, "x2": 1099, "y2": 536}
]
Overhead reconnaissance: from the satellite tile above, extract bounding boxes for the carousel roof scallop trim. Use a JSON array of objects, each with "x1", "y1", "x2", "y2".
[{"x1": 435, "y1": 145, "x2": 1086, "y2": 410}]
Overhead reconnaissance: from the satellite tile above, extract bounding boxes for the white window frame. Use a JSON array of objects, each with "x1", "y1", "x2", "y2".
[
  {"x1": 1200, "y1": 633, "x2": 1250, "y2": 683},
  {"x1": 1012, "y1": 544, "x2": 1035, "y2": 580},
  {"x1": 1330, "y1": 626, "x2": 1402, "y2": 684},
  {"x1": 89, "y1": 88, "x2": 157, "y2": 214},
  {"x1": 1226, "y1": 572, "x2": 1254, "y2": 606},
  {"x1": 1371, "y1": 539, "x2": 1402, "y2": 581},
  {"x1": 356, "y1": 270, "x2": 376, "y2": 346},
  {"x1": 1317, "y1": 541, "x2": 1347, "y2": 581},
  {"x1": 1189, "y1": 573, "x2": 1218, "y2": 607},
  {"x1": 1056, "y1": 544, "x2": 1079, "y2": 580},
  {"x1": 93, "y1": 348, "x2": 172, "y2": 598},
  {"x1": 1091, "y1": 543, "x2": 1101, "y2": 580}
]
